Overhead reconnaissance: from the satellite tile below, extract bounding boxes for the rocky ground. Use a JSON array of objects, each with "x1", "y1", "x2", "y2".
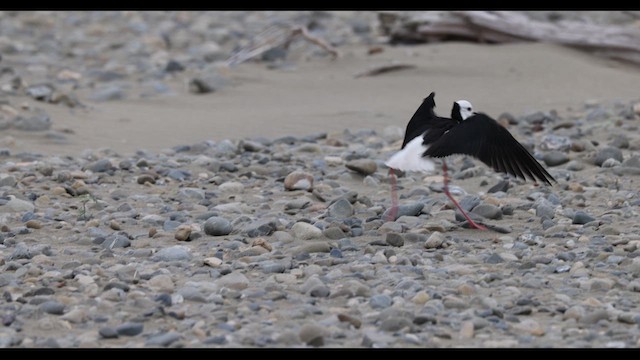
[{"x1": 1, "y1": 11, "x2": 640, "y2": 348}]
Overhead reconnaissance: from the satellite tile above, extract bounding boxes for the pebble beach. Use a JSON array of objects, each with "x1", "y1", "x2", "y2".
[{"x1": 1, "y1": 11, "x2": 640, "y2": 348}]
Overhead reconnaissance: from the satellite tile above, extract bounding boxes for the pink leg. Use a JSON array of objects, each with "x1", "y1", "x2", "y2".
[
  {"x1": 442, "y1": 161, "x2": 487, "y2": 231},
  {"x1": 385, "y1": 168, "x2": 399, "y2": 222}
]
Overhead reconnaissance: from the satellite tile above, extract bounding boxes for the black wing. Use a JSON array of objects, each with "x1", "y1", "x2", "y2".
[
  {"x1": 401, "y1": 92, "x2": 458, "y2": 149},
  {"x1": 424, "y1": 113, "x2": 556, "y2": 185}
]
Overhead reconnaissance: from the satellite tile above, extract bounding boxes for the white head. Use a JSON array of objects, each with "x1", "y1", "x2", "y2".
[{"x1": 455, "y1": 100, "x2": 474, "y2": 120}]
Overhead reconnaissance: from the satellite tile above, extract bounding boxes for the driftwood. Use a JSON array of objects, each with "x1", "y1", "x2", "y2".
[
  {"x1": 354, "y1": 63, "x2": 416, "y2": 78},
  {"x1": 379, "y1": 11, "x2": 640, "y2": 65},
  {"x1": 225, "y1": 24, "x2": 340, "y2": 67}
]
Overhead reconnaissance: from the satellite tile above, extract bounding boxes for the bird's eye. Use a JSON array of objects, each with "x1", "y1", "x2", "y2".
[{"x1": 467, "y1": 107, "x2": 472, "y2": 111}]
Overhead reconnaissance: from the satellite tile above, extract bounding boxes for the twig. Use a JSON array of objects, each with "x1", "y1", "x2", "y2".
[{"x1": 226, "y1": 24, "x2": 340, "y2": 67}]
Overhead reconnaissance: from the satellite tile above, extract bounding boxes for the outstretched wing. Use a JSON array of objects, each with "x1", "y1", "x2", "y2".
[
  {"x1": 401, "y1": 92, "x2": 438, "y2": 149},
  {"x1": 424, "y1": 113, "x2": 556, "y2": 185}
]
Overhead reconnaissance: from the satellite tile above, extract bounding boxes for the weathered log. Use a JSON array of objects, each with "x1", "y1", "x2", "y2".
[
  {"x1": 455, "y1": 11, "x2": 640, "y2": 52},
  {"x1": 379, "y1": 11, "x2": 640, "y2": 65}
]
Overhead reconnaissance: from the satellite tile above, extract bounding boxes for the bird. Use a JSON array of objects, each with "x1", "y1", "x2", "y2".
[{"x1": 385, "y1": 91, "x2": 556, "y2": 230}]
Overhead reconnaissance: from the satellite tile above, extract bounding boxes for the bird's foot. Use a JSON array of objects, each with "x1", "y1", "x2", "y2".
[{"x1": 463, "y1": 220, "x2": 488, "y2": 231}]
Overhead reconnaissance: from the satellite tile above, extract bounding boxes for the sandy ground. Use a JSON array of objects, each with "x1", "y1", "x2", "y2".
[{"x1": 5, "y1": 41, "x2": 640, "y2": 157}]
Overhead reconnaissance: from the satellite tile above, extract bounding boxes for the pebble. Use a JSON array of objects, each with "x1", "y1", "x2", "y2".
[
  {"x1": 174, "y1": 225, "x2": 192, "y2": 241},
  {"x1": 115, "y1": 322, "x2": 144, "y2": 336},
  {"x1": 284, "y1": 170, "x2": 314, "y2": 191},
  {"x1": 152, "y1": 246, "x2": 192, "y2": 261},
  {"x1": 298, "y1": 324, "x2": 325, "y2": 347},
  {"x1": 216, "y1": 272, "x2": 249, "y2": 290},
  {"x1": 203, "y1": 216, "x2": 233, "y2": 236},
  {"x1": 595, "y1": 147, "x2": 623, "y2": 166},
  {"x1": 539, "y1": 134, "x2": 571, "y2": 152},
  {"x1": 323, "y1": 227, "x2": 346, "y2": 240},
  {"x1": 543, "y1": 151, "x2": 570, "y2": 166},
  {"x1": 89, "y1": 85, "x2": 125, "y2": 101},
  {"x1": 385, "y1": 233, "x2": 404, "y2": 247},
  {"x1": 291, "y1": 222, "x2": 323, "y2": 240},
  {"x1": 513, "y1": 319, "x2": 545, "y2": 336},
  {"x1": 328, "y1": 198, "x2": 354, "y2": 218},
  {"x1": 299, "y1": 242, "x2": 331, "y2": 254},
  {"x1": 369, "y1": 294, "x2": 392, "y2": 309},
  {"x1": 146, "y1": 332, "x2": 181, "y2": 347},
  {"x1": 471, "y1": 203, "x2": 502, "y2": 220},
  {"x1": 572, "y1": 211, "x2": 595, "y2": 225},
  {"x1": 99, "y1": 327, "x2": 119, "y2": 339},
  {"x1": 0, "y1": 11, "x2": 636, "y2": 349},
  {"x1": 381, "y1": 202, "x2": 424, "y2": 220},
  {"x1": 345, "y1": 159, "x2": 377, "y2": 175},
  {"x1": 148, "y1": 274, "x2": 174, "y2": 292},
  {"x1": 424, "y1": 231, "x2": 445, "y2": 249},
  {"x1": 40, "y1": 301, "x2": 65, "y2": 315}
]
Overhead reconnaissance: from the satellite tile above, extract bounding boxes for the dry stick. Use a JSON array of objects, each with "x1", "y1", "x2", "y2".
[
  {"x1": 226, "y1": 25, "x2": 340, "y2": 67},
  {"x1": 292, "y1": 26, "x2": 340, "y2": 59}
]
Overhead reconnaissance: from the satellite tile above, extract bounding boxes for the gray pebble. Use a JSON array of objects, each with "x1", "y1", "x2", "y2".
[
  {"x1": 381, "y1": 202, "x2": 424, "y2": 220},
  {"x1": 299, "y1": 324, "x2": 325, "y2": 347},
  {"x1": 203, "y1": 216, "x2": 233, "y2": 236},
  {"x1": 385, "y1": 233, "x2": 404, "y2": 247},
  {"x1": 40, "y1": 301, "x2": 65, "y2": 315},
  {"x1": 328, "y1": 198, "x2": 354, "y2": 218},
  {"x1": 215, "y1": 272, "x2": 249, "y2": 290},
  {"x1": 12, "y1": 114, "x2": 51, "y2": 131},
  {"x1": 309, "y1": 285, "x2": 330, "y2": 298},
  {"x1": 595, "y1": 147, "x2": 623, "y2": 166},
  {"x1": 261, "y1": 261, "x2": 286, "y2": 274},
  {"x1": 370, "y1": 294, "x2": 392, "y2": 309},
  {"x1": 322, "y1": 227, "x2": 346, "y2": 240},
  {"x1": 536, "y1": 203, "x2": 555, "y2": 219},
  {"x1": 178, "y1": 287, "x2": 207, "y2": 302},
  {"x1": 177, "y1": 188, "x2": 205, "y2": 201},
  {"x1": 329, "y1": 248, "x2": 343, "y2": 258},
  {"x1": 204, "y1": 336, "x2": 227, "y2": 345},
  {"x1": 459, "y1": 196, "x2": 481, "y2": 211},
  {"x1": 9, "y1": 243, "x2": 32, "y2": 260},
  {"x1": 485, "y1": 253, "x2": 505, "y2": 264},
  {"x1": 622, "y1": 155, "x2": 640, "y2": 168},
  {"x1": 572, "y1": 211, "x2": 595, "y2": 225},
  {"x1": 379, "y1": 317, "x2": 412, "y2": 332},
  {"x1": 543, "y1": 151, "x2": 570, "y2": 166},
  {"x1": 244, "y1": 218, "x2": 277, "y2": 237},
  {"x1": 152, "y1": 246, "x2": 192, "y2": 261},
  {"x1": 84, "y1": 159, "x2": 113, "y2": 173},
  {"x1": 488, "y1": 180, "x2": 510, "y2": 193},
  {"x1": 565, "y1": 160, "x2": 585, "y2": 171},
  {"x1": 101, "y1": 234, "x2": 130, "y2": 249},
  {"x1": 146, "y1": 332, "x2": 181, "y2": 347},
  {"x1": 0, "y1": 176, "x2": 16, "y2": 187},
  {"x1": 471, "y1": 203, "x2": 503, "y2": 220},
  {"x1": 581, "y1": 310, "x2": 610, "y2": 325},
  {"x1": 539, "y1": 134, "x2": 571, "y2": 152},
  {"x1": 116, "y1": 322, "x2": 144, "y2": 336},
  {"x1": 89, "y1": 85, "x2": 125, "y2": 101}
]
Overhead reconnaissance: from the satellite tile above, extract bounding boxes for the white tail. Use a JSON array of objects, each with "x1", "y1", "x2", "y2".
[{"x1": 385, "y1": 136, "x2": 435, "y2": 172}]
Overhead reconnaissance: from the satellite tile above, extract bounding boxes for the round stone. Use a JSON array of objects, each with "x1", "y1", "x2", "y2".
[{"x1": 204, "y1": 216, "x2": 232, "y2": 236}]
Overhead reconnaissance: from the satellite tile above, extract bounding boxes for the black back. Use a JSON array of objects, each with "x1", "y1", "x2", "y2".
[{"x1": 424, "y1": 112, "x2": 556, "y2": 185}]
